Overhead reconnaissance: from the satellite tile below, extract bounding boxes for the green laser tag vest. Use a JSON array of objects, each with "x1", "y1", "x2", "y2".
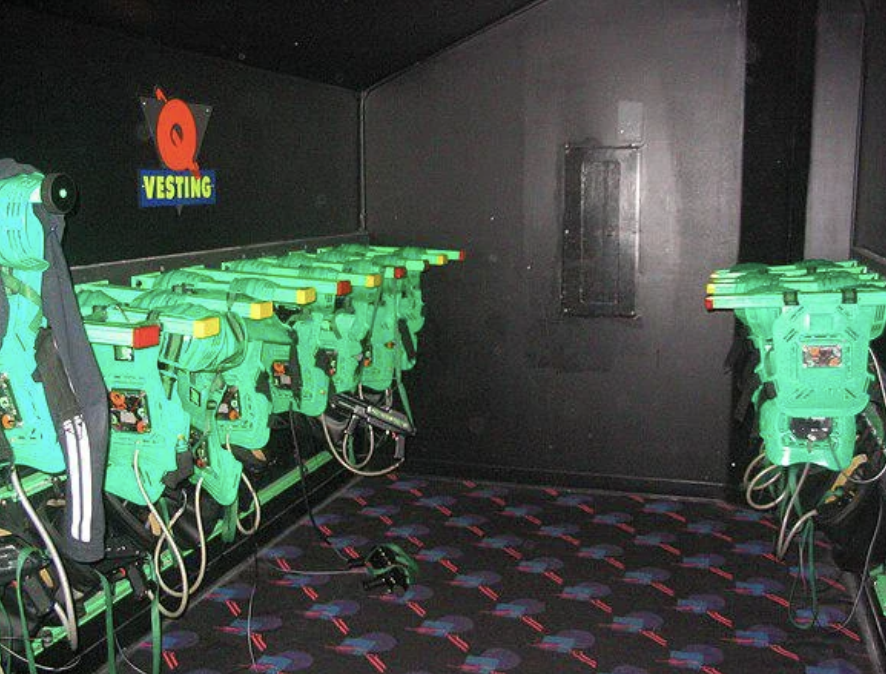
[{"x1": 0, "y1": 160, "x2": 109, "y2": 563}]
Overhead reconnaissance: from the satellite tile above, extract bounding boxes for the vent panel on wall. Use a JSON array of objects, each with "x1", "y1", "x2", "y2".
[{"x1": 561, "y1": 146, "x2": 639, "y2": 317}]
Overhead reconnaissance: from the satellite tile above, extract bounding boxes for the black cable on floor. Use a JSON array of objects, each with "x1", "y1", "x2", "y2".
[{"x1": 288, "y1": 406, "x2": 350, "y2": 562}]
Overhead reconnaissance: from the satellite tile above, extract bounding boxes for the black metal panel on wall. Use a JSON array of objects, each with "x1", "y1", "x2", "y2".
[
  {"x1": 366, "y1": 0, "x2": 746, "y2": 493},
  {"x1": 561, "y1": 145, "x2": 639, "y2": 318},
  {"x1": 0, "y1": 4, "x2": 359, "y2": 266}
]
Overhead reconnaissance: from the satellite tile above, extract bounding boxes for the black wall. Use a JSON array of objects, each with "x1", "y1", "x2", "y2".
[
  {"x1": 854, "y1": 0, "x2": 886, "y2": 265},
  {"x1": 366, "y1": 0, "x2": 746, "y2": 494},
  {"x1": 739, "y1": 0, "x2": 816, "y2": 264},
  {"x1": 0, "y1": 4, "x2": 360, "y2": 266},
  {"x1": 805, "y1": 0, "x2": 865, "y2": 260}
]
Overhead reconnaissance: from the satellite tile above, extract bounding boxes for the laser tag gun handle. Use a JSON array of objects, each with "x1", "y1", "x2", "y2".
[
  {"x1": 124, "y1": 561, "x2": 155, "y2": 601},
  {"x1": 0, "y1": 545, "x2": 54, "y2": 629},
  {"x1": 0, "y1": 544, "x2": 46, "y2": 586},
  {"x1": 331, "y1": 392, "x2": 415, "y2": 459},
  {"x1": 358, "y1": 544, "x2": 419, "y2": 594}
]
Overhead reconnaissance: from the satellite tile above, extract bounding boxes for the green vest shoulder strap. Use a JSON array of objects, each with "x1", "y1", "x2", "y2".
[{"x1": 0, "y1": 269, "x2": 43, "y2": 333}]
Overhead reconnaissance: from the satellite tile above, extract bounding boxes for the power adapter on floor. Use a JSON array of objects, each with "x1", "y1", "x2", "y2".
[{"x1": 352, "y1": 544, "x2": 419, "y2": 594}]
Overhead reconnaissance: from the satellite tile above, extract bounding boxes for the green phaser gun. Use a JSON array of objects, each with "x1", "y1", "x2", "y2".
[
  {"x1": 132, "y1": 265, "x2": 361, "y2": 415},
  {"x1": 78, "y1": 289, "x2": 205, "y2": 505},
  {"x1": 276, "y1": 250, "x2": 418, "y2": 388},
  {"x1": 315, "y1": 244, "x2": 465, "y2": 375},
  {"x1": 77, "y1": 284, "x2": 271, "y2": 506},
  {"x1": 0, "y1": 171, "x2": 77, "y2": 475},
  {"x1": 220, "y1": 255, "x2": 402, "y2": 392}
]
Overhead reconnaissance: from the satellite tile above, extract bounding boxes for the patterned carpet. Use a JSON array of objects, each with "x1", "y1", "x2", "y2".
[{"x1": 121, "y1": 473, "x2": 875, "y2": 674}]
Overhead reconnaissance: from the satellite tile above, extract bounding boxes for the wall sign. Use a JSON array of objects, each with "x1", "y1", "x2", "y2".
[{"x1": 139, "y1": 87, "x2": 216, "y2": 208}]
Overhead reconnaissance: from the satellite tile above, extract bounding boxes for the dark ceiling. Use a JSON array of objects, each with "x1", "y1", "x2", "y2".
[{"x1": 10, "y1": 0, "x2": 541, "y2": 90}]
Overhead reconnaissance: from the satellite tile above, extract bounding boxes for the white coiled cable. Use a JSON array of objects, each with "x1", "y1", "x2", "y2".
[
  {"x1": 133, "y1": 449, "x2": 190, "y2": 618},
  {"x1": 10, "y1": 469, "x2": 78, "y2": 650}
]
